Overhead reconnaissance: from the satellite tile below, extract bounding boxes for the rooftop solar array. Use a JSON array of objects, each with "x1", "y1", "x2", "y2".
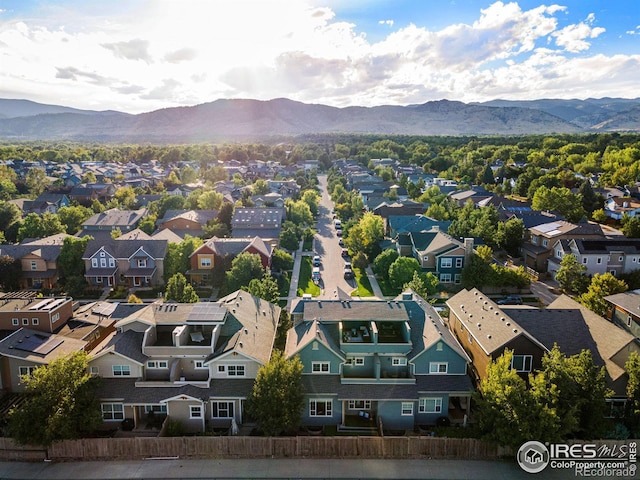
[
  {"x1": 13, "y1": 333, "x2": 63, "y2": 355},
  {"x1": 187, "y1": 303, "x2": 227, "y2": 323}
]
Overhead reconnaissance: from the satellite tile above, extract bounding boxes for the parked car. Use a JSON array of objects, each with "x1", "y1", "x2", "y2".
[
  {"x1": 312, "y1": 255, "x2": 321, "y2": 266},
  {"x1": 336, "y1": 228, "x2": 343, "y2": 237},
  {"x1": 343, "y1": 267, "x2": 354, "y2": 279},
  {"x1": 341, "y1": 248, "x2": 349, "y2": 257},
  {"x1": 312, "y1": 267, "x2": 321, "y2": 284},
  {"x1": 497, "y1": 295, "x2": 523, "y2": 305},
  {"x1": 344, "y1": 261, "x2": 352, "y2": 270},
  {"x1": 338, "y1": 238, "x2": 345, "y2": 247}
]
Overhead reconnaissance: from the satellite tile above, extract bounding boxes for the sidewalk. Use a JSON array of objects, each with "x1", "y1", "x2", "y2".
[
  {"x1": 365, "y1": 266, "x2": 385, "y2": 298},
  {"x1": 0, "y1": 458, "x2": 572, "y2": 479}
]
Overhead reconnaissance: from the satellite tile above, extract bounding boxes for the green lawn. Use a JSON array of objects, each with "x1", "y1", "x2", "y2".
[
  {"x1": 277, "y1": 271, "x2": 291, "y2": 297},
  {"x1": 377, "y1": 277, "x2": 400, "y2": 297},
  {"x1": 297, "y1": 257, "x2": 321, "y2": 297},
  {"x1": 352, "y1": 268, "x2": 374, "y2": 297}
]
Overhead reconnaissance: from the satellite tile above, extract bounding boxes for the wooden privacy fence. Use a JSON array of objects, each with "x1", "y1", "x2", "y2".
[{"x1": 0, "y1": 436, "x2": 512, "y2": 462}]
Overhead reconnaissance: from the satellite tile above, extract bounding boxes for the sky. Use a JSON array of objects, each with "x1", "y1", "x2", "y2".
[{"x1": 0, "y1": 0, "x2": 638, "y2": 114}]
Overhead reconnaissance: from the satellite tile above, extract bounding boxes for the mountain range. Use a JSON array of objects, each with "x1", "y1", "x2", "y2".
[{"x1": 0, "y1": 97, "x2": 638, "y2": 142}]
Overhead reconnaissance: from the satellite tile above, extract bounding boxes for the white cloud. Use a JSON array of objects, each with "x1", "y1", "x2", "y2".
[{"x1": 0, "y1": 0, "x2": 636, "y2": 113}]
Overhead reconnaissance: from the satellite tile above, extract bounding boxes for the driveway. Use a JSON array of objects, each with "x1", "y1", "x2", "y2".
[{"x1": 314, "y1": 174, "x2": 356, "y2": 298}]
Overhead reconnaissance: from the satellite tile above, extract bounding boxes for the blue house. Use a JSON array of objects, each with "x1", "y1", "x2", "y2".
[{"x1": 285, "y1": 292, "x2": 473, "y2": 432}]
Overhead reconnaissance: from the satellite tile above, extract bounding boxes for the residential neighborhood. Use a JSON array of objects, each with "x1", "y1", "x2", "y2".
[{"x1": 0, "y1": 139, "x2": 639, "y2": 457}]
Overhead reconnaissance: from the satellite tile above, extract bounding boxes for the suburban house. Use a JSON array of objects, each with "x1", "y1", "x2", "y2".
[
  {"x1": 0, "y1": 291, "x2": 74, "y2": 333},
  {"x1": 155, "y1": 209, "x2": 219, "y2": 239},
  {"x1": 548, "y1": 237, "x2": 640, "y2": 278},
  {"x1": 605, "y1": 197, "x2": 640, "y2": 221},
  {"x1": 187, "y1": 236, "x2": 273, "y2": 286},
  {"x1": 521, "y1": 220, "x2": 604, "y2": 272},
  {"x1": 0, "y1": 328, "x2": 87, "y2": 393},
  {"x1": 285, "y1": 292, "x2": 474, "y2": 432},
  {"x1": 90, "y1": 290, "x2": 279, "y2": 434},
  {"x1": 11, "y1": 193, "x2": 71, "y2": 216},
  {"x1": 81, "y1": 208, "x2": 148, "y2": 236},
  {"x1": 397, "y1": 231, "x2": 474, "y2": 285},
  {"x1": 69, "y1": 183, "x2": 116, "y2": 205},
  {"x1": 372, "y1": 201, "x2": 429, "y2": 232},
  {"x1": 446, "y1": 289, "x2": 639, "y2": 416},
  {"x1": 231, "y1": 207, "x2": 284, "y2": 243},
  {"x1": 387, "y1": 215, "x2": 452, "y2": 238},
  {"x1": 82, "y1": 236, "x2": 168, "y2": 288},
  {"x1": 0, "y1": 233, "x2": 70, "y2": 290},
  {"x1": 605, "y1": 289, "x2": 640, "y2": 339}
]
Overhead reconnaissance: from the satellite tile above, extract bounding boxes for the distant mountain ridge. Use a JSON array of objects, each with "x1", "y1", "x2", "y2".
[{"x1": 0, "y1": 96, "x2": 638, "y2": 142}]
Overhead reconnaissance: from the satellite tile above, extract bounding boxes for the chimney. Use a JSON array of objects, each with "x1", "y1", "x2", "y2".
[{"x1": 464, "y1": 238, "x2": 474, "y2": 262}]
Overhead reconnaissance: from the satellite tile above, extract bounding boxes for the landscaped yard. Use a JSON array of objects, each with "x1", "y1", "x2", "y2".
[
  {"x1": 352, "y1": 268, "x2": 374, "y2": 297},
  {"x1": 297, "y1": 256, "x2": 321, "y2": 297},
  {"x1": 377, "y1": 277, "x2": 400, "y2": 297}
]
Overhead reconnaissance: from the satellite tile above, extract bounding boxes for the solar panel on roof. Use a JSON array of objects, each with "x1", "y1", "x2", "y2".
[
  {"x1": 14, "y1": 334, "x2": 63, "y2": 355},
  {"x1": 29, "y1": 299, "x2": 53, "y2": 310},
  {"x1": 536, "y1": 222, "x2": 561, "y2": 233},
  {"x1": 187, "y1": 303, "x2": 226, "y2": 322}
]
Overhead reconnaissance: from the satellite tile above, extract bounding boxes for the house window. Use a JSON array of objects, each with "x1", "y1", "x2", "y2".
[
  {"x1": 348, "y1": 400, "x2": 371, "y2": 410},
  {"x1": 619, "y1": 256, "x2": 624, "y2": 262},
  {"x1": 419, "y1": 398, "x2": 442, "y2": 413},
  {"x1": 137, "y1": 259, "x2": 147, "y2": 268},
  {"x1": 401, "y1": 402, "x2": 414, "y2": 416},
  {"x1": 100, "y1": 252, "x2": 105, "y2": 257},
  {"x1": 211, "y1": 401, "x2": 234, "y2": 418},
  {"x1": 190, "y1": 405, "x2": 203, "y2": 419},
  {"x1": 531, "y1": 235, "x2": 538, "y2": 245},
  {"x1": 312, "y1": 362, "x2": 330, "y2": 373},
  {"x1": 309, "y1": 399, "x2": 332, "y2": 417},
  {"x1": 147, "y1": 361, "x2": 168, "y2": 369},
  {"x1": 91, "y1": 258, "x2": 98, "y2": 268},
  {"x1": 218, "y1": 365, "x2": 225, "y2": 372},
  {"x1": 610, "y1": 270, "x2": 616, "y2": 276},
  {"x1": 542, "y1": 239, "x2": 548, "y2": 247},
  {"x1": 19, "y1": 366, "x2": 36, "y2": 377},
  {"x1": 605, "y1": 399, "x2": 627, "y2": 418},
  {"x1": 30, "y1": 261, "x2": 37, "y2": 270},
  {"x1": 227, "y1": 365, "x2": 245, "y2": 377},
  {"x1": 582, "y1": 258, "x2": 588, "y2": 264},
  {"x1": 429, "y1": 362, "x2": 448, "y2": 374},
  {"x1": 455, "y1": 258, "x2": 463, "y2": 268},
  {"x1": 423, "y1": 255, "x2": 429, "y2": 261},
  {"x1": 89, "y1": 366, "x2": 99, "y2": 376},
  {"x1": 144, "y1": 405, "x2": 167, "y2": 414},
  {"x1": 96, "y1": 277, "x2": 102, "y2": 284},
  {"x1": 52, "y1": 313, "x2": 60, "y2": 322},
  {"x1": 354, "y1": 357, "x2": 364, "y2": 366},
  {"x1": 100, "y1": 258, "x2": 106, "y2": 268},
  {"x1": 392, "y1": 357, "x2": 407, "y2": 366},
  {"x1": 109, "y1": 258, "x2": 115, "y2": 267},
  {"x1": 628, "y1": 316, "x2": 633, "y2": 327},
  {"x1": 511, "y1": 355, "x2": 533, "y2": 372},
  {"x1": 312, "y1": 341, "x2": 318, "y2": 350},
  {"x1": 101, "y1": 403, "x2": 124, "y2": 421},
  {"x1": 22, "y1": 318, "x2": 28, "y2": 325},
  {"x1": 454, "y1": 274, "x2": 461, "y2": 284},
  {"x1": 436, "y1": 342, "x2": 443, "y2": 351},
  {"x1": 194, "y1": 361, "x2": 207, "y2": 369},
  {"x1": 440, "y1": 258, "x2": 452, "y2": 268},
  {"x1": 440, "y1": 273, "x2": 452, "y2": 283},
  {"x1": 32, "y1": 318, "x2": 39, "y2": 325},
  {"x1": 113, "y1": 365, "x2": 131, "y2": 376},
  {"x1": 12, "y1": 318, "x2": 18, "y2": 326},
  {"x1": 597, "y1": 257, "x2": 602, "y2": 264},
  {"x1": 200, "y1": 258, "x2": 212, "y2": 268}
]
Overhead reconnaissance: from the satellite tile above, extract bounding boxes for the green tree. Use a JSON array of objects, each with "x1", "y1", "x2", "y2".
[
  {"x1": 127, "y1": 293, "x2": 144, "y2": 303},
  {"x1": 403, "y1": 271, "x2": 439, "y2": 298},
  {"x1": 225, "y1": 252, "x2": 265, "y2": 292},
  {"x1": 245, "y1": 351, "x2": 304, "y2": 436},
  {"x1": 578, "y1": 181, "x2": 603, "y2": 216},
  {"x1": 579, "y1": 273, "x2": 628, "y2": 316},
  {"x1": 388, "y1": 256, "x2": 421, "y2": 290},
  {"x1": 352, "y1": 251, "x2": 368, "y2": 270},
  {"x1": 247, "y1": 272, "x2": 280, "y2": 304},
  {"x1": 138, "y1": 214, "x2": 158, "y2": 235},
  {"x1": 114, "y1": 186, "x2": 137, "y2": 209},
  {"x1": 358, "y1": 212, "x2": 384, "y2": 259},
  {"x1": 271, "y1": 249, "x2": 294, "y2": 272},
  {"x1": 301, "y1": 190, "x2": 320, "y2": 218},
  {"x1": 25, "y1": 168, "x2": 49, "y2": 197},
  {"x1": 279, "y1": 223, "x2": 301, "y2": 251},
  {"x1": 592, "y1": 208, "x2": 608, "y2": 223},
  {"x1": 0, "y1": 201, "x2": 21, "y2": 231},
  {"x1": 496, "y1": 217, "x2": 525, "y2": 257},
  {"x1": 286, "y1": 199, "x2": 313, "y2": 226},
  {"x1": 17, "y1": 212, "x2": 65, "y2": 242},
  {"x1": 57, "y1": 205, "x2": 93, "y2": 235},
  {"x1": 531, "y1": 186, "x2": 586, "y2": 223},
  {"x1": 461, "y1": 246, "x2": 493, "y2": 289},
  {"x1": 0, "y1": 255, "x2": 21, "y2": 290},
  {"x1": 217, "y1": 202, "x2": 234, "y2": 231},
  {"x1": 197, "y1": 190, "x2": 224, "y2": 210},
  {"x1": 8, "y1": 351, "x2": 102, "y2": 446},
  {"x1": 372, "y1": 249, "x2": 399, "y2": 276},
  {"x1": 621, "y1": 216, "x2": 640, "y2": 238},
  {"x1": 625, "y1": 351, "x2": 640, "y2": 434},
  {"x1": 164, "y1": 273, "x2": 199, "y2": 303},
  {"x1": 179, "y1": 165, "x2": 197, "y2": 184},
  {"x1": 252, "y1": 179, "x2": 269, "y2": 195},
  {"x1": 555, "y1": 253, "x2": 589, "y2": 294}
]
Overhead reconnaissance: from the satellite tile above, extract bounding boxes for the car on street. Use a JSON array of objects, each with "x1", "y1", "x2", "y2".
[
  {"x1": 336, "y1": 228, "x2": 343, "y2": 237},
  {"x1": 341, "y1": 248, "x2": 349, "y2": 257},
  {"x1": 312, "y1": 255, "x2": 321, "y2": 266},
  {"x1": 338, "y1": 238, "x2": 345, "y2": 247},
  {"x1": 343, "y1": 267, "x2": 354, "y2": 279},
  {"x1": 497, "y1": 295, "x2": 523, "y2": 305},
  {"x1": 312, "y1": 267, "x2": 321, "y2": 284}
]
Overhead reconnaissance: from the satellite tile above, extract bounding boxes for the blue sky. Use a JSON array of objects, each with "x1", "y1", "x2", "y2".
[{"x1": 0, "y1": 0, "x2": 638, "y2": 113}]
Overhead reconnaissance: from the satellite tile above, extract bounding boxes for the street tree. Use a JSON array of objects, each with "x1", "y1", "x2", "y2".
[
  {"x1": 247, "y1": 272, "x2": 280, "y2": 304},
  {"x1": 17, "y1": 212, "x2": 65, "y2": 242},
  {"x1": 245, "y1": 351, "x2": 304, "y2": 436},
  {"x1": 372, "y1": 249, "x2": 399, "y2": 276},
  {"x1": 58, "y1": 205, "x2": 94, "y2": 235},
  {"x1": 403, "y1": 271, "x2": 439, "y2": 298},
  {"x1": 621, "y1": 216, "x2": 640, "y2": 238},
  {"x1": 165, "y1": 273, "x2": 199, "y2": 303},
  {"x1": 8, "y1": 351, "x2": 103, "y2": 446},
  {"x1": 555, "y1": 253, "x2": 589, "y2": 294}
]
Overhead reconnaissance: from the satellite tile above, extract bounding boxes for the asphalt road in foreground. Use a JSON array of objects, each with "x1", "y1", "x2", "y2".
[{"x1": 0, "y1": 458, "x2": 579, "y2": 480}]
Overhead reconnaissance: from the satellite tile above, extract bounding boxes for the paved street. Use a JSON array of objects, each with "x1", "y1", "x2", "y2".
[{"x1": 0, "y1": 458, "x2": 577, "y2": 479}]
